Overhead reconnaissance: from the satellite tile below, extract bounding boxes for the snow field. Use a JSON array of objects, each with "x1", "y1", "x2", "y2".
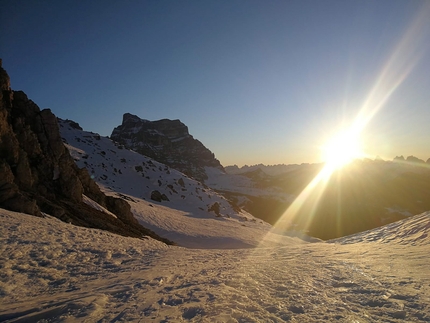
[
  {"x1": 100, "y1": 189, "x2": 293, "y2": 249},
  {"x1": 0, "y1": 209, "x2": 168, "y2": 304},
  {"x1": 1, "y1": 208, "x2": 430, "y2": 322}
]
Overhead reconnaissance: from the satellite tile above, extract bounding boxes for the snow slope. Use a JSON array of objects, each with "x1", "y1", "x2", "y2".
[
  {"x1": 333, "y1": 211, "x2": 430, "y2": 245},
  {"x1": 1, "y1": 208, "x2": 429, "y2": 322},
  {"x1": 59, "y1": 120, "x2": 279, "y2": 248}
]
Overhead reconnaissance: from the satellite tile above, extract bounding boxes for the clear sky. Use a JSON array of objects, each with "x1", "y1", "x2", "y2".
[{"x1": 1, "y1": 0, "x2": 430, "y2": 166}]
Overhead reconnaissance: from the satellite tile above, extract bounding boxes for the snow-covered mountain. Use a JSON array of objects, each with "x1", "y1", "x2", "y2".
[{"x1": 59, "y1": 119, "x2": 275, "y2": 248}]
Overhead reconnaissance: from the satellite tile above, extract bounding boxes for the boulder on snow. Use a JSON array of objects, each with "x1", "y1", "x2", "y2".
[
  {"x1": 208, "y1": 202, "x2": 221, "y2": 217},
  {"x1": 151, "y1": 190, "x2": 169, "y2": 202},
  {"x1": 177, "y1": 177, "x2": 185, "y2": 187}
]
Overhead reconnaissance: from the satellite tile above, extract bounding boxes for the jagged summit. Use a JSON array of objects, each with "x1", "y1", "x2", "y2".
[{"x1": 111, "y1": 113, "x2": 224, "y2": 182}]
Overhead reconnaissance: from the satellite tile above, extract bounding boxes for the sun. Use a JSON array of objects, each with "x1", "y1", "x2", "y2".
[{"x1": 321, "y1": 129, "x2": 364, "y2": 171}]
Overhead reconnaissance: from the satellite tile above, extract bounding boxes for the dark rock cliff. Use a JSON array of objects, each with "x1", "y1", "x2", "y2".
[
  {"x1": 0, "y1": 61, "x2": 172, "y2": 244},
  {"x1": 111, "y1": 113, "x2": 224, "y2": 182}
]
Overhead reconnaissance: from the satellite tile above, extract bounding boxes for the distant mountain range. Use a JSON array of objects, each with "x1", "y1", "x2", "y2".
[
  {"x1": 226, "y1": 164, "x2": 303, "y2": 176},
  {"x1": 226, "y1": 155, "x2": 430, "y2": 176}
]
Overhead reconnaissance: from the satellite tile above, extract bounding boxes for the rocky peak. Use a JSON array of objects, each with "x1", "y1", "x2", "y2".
[
  {"x1": 0, "y1": 62, "x2": 171, "y2": 243},
  {"x1": 111, "y1": 113, "x2": 224, "y2": 182},
  {"x1": 115, "y1": 113, "x2": 190, "y2": 139}
]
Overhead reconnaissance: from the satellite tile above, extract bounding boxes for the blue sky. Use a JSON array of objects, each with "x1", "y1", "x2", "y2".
[{"x1": 2, "y1": 0, "x2": 430, "y2": 166}]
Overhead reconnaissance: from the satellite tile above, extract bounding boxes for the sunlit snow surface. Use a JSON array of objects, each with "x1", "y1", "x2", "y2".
[{"x1": 1, "y1": 208, "x2": 429, "y2": 322}]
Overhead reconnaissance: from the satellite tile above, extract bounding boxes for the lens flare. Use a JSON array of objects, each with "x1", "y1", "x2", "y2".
[{"x1": 257, "y1": 3, "x2": 430, "y2": 244}]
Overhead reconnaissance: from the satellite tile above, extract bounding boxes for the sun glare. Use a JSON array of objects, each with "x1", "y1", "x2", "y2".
[
  {"x1": 254, "y1": 2, "x2": 430, "y2": 248},
  {"x1": 321, "y1": 130, "x2": 363, "y2": 171}
]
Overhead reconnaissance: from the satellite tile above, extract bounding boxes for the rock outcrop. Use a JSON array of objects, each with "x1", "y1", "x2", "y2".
[
  {"x1": 0, "y1": 61, "x2": 172, "y2": 244},
  {"x1": 111, "y1": 113, "x2": 224, "y2": 182}
]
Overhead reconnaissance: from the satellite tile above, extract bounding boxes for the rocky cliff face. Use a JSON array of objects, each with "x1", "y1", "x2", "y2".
[
  {"x1": 111, "y1": 113, "x2": 224, "y2": 182},
  {"x1": 0, "y1": 61, "x2": 171, "y2": 243}
]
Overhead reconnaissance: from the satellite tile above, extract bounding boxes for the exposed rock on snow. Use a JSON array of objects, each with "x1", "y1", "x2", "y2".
[{"x1": 150, "y1": 190, "x2": 169, "y2": 202}]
